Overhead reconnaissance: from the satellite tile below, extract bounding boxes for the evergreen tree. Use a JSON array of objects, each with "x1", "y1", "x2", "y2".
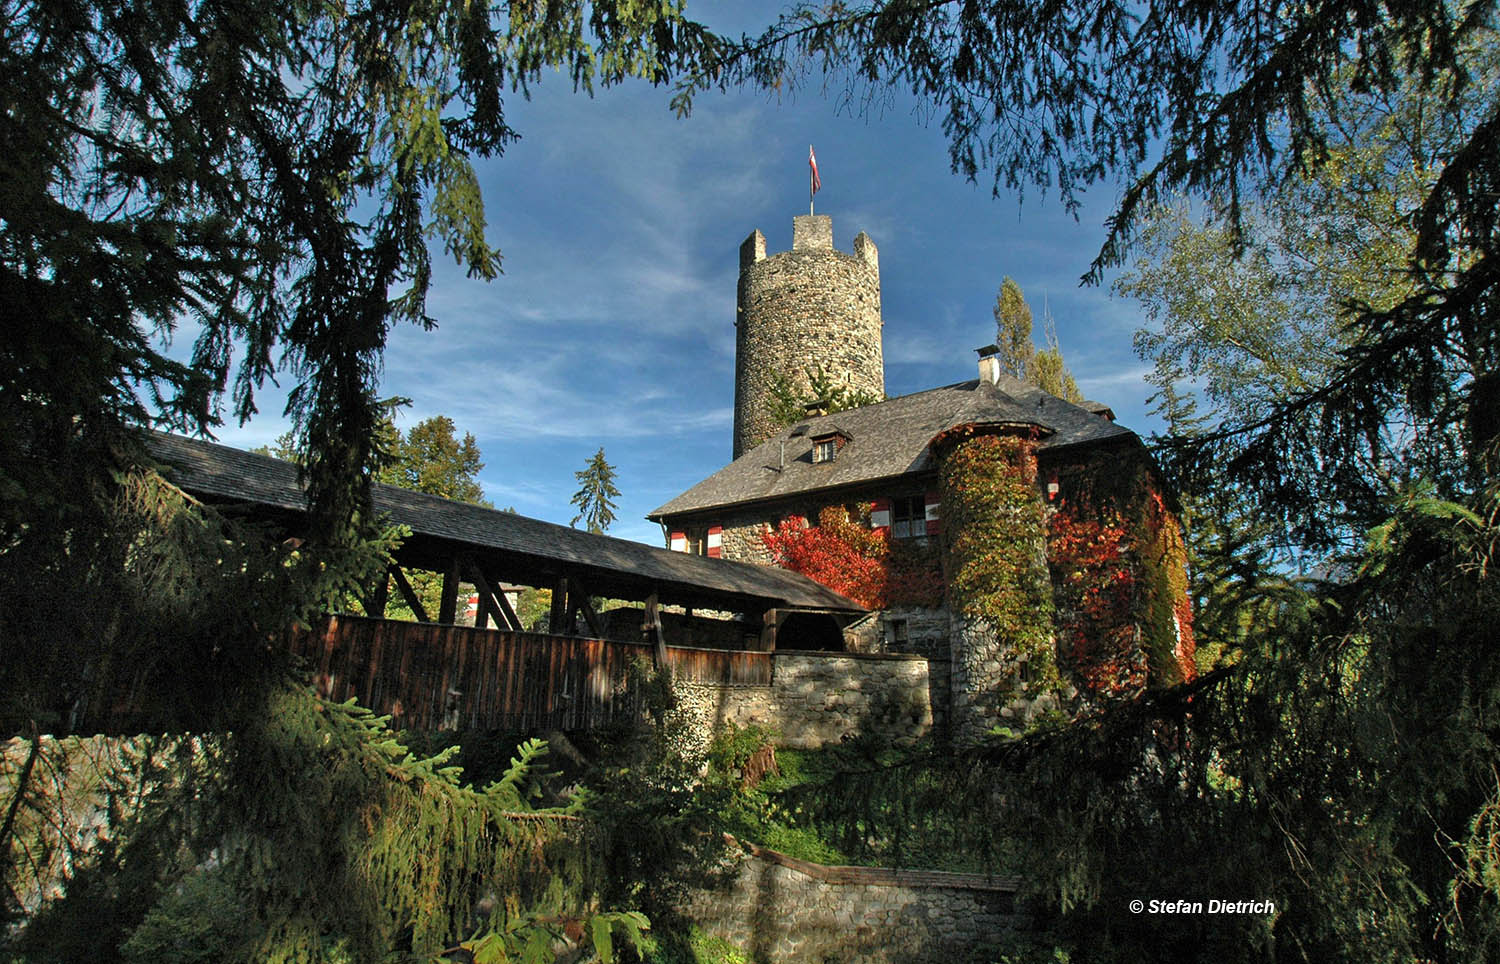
[
  {"x1": 670, "y1": 9, "x2": 1500, "y2": 959},
  {"x1": 764, "y1": 363, "x2": 884, "y2": 429},
  {"x1": 250, "y1": 431, "x2": 302, "y2": 464},
  {"x1": 679, "y1": 0, "x2": 1498, "y2": 480},
  {"x1": 1, "y1": 2, "x2": 719, "y2": 956},
  {"x1": 570, "y1": 448, "x2": 620, "y2": 535}
]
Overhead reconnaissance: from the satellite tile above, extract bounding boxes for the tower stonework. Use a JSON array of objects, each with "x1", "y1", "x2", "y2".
[{"x1": 732, "y1": 214, "x2": 885, "y2": 458}]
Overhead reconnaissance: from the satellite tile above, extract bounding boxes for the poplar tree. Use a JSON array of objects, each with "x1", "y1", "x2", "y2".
[
  {"x1": 993, "y1": 277, "x2": 1034, "y2": 380},
  {"x1": 990, "y1": 277, "x2": 1083, "y2": 402}
]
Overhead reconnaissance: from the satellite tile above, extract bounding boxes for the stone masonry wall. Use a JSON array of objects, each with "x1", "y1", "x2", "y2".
[
  {"x1": 733, "y1": 215, "x2": 884, "y2": 458},
  {"x1": 714, "y1": 504, "x2": 781, "y2": 566},
  {"x1": 878, "y1": 605, "x2": 952, "y2": 661},
  {"x1": 680, "y1": 841, "x2": 1018, "y2": 963},
  {"x1": 672, "y1": 651, "x2": 944, "y2": 750}
]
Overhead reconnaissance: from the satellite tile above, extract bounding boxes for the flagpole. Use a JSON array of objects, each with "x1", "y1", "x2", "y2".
[{"x1": 808, "y1": 144, "x2": 820, "y2": 215}]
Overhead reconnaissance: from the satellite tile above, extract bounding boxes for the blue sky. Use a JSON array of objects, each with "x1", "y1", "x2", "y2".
[{"x1": 213, "y1": 10, "x2": 1159, "y2": 547}]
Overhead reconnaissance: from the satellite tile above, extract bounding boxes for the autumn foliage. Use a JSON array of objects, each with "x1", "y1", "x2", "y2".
[
  {"x1": 1046, "y1": 505, "x2": 1147, "y2": 695},
  {"x1": 1045, "y1": 463, "x2": 1196, "y2": 693},
  {"x1": 760, "y1": 505, "x2": 943, "y2": 609}
]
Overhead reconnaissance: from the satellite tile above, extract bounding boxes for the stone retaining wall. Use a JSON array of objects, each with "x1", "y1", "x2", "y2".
[
  {"x1": 681, "y1": 840, "x2": 1018, "y2": 963},
  {"x1": 672, "y1": 651, "x2": 945, "y2": 750}
]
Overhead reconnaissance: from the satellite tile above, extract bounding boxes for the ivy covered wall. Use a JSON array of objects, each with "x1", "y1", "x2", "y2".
[
  {"x1": 935, "y1": 431, "x2": 1197, "y2": 742},
  {"x1": 724, "y1": 430, "x2": 1197, "y2": 740},
  {"x1": 760, "y1": 505, "x2": 944, "y2": 610},
  {"x1": 1045, "y1": 447, "x2": 1196, "y2": 692},
  {"x1": 936, "y1": 432, "x2": 1059, "y2": 742}
]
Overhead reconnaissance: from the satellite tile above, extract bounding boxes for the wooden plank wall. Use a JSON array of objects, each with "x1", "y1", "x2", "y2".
[
  {"x1": 659, "y1": 646, "x2": 773, "y2": 686},
  {"x1": 288, "y1": 615, "x2": 773, "y2": 732}
]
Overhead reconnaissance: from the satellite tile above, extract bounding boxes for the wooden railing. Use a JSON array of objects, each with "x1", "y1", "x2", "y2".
[{"x1": 289, "y1": 615, "x2": 773, "y2": 732}]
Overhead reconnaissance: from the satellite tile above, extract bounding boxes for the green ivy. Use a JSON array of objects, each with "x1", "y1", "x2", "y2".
[
  {"x1": 1130, "y1": 484, "x2": 1196, "y2": 687},
  {"x1": 938, "y1": 432, "x2": 1060, "y2": 696}
]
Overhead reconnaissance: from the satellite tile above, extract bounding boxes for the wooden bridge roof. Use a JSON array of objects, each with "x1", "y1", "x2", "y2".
[{"x1": 145, "y1": 432, "x2": 865, "y2": 615}]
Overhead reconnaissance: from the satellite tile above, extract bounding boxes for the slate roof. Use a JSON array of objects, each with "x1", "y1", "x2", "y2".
[
  {"x1": 650, "y1": 373, "x2": 1135, "y2": 519},
  {"x1": 143, "y1": 432, "x2": 864, "y2": 613}
]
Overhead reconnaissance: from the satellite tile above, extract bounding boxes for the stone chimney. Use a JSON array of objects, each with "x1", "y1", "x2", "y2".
[{"x1": 976, "y1": 344, "x2": 1002, "y2": 385}]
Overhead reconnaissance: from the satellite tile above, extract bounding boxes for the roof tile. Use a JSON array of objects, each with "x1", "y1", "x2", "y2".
[{"x1": 650, "y1": 375, "x2": 1133, "y2": 518}]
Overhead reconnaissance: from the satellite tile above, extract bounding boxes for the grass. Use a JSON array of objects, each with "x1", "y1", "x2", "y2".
[{"x1": 637, "y1": 925, "x2": 750, "y2": 964}]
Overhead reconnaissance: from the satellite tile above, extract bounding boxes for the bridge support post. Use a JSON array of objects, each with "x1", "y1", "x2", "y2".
[{"x1": 438, "y1": 557, "x2": 460, "y2": 625}]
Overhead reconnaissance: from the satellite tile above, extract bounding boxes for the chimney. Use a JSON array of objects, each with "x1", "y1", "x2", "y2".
[
  {"x1": 804, "y1": 400, "x2": 830, "y2": 418},
  {"x1": 976, "y1": 344, "x2": 1001, "y2": 385}
]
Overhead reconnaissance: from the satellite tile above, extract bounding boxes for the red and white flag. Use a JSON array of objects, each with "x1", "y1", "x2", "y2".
[{"x1": 809, "y1": 145, "x2": 822, "y2": 196}]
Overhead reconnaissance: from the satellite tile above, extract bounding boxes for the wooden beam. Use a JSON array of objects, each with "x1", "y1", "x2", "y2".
[
  {"x1": 644, "y1": 591, "x2": 668, "y2": 664},
  {"x1": 463, "y1": 556, "x2": 521, "y2": 632},
  {"x1": 569, "y1": 575, "x2": 602, "y2": 638},
  {"x1": 368, "y1": 571, "x2": 389, "y2": 619},
  {"x1": 760, "y1": 608, "x2": 782, "y2": 652},
  {"x1": 548, "y1": 575, "x2": 569, "y2": 634},
  {"x1": 491, "y1": 580, "x2": 523, "y2": 631},
  {"x1": 389, "y1": 565, "x2": 430, "y2": 623},
  {"x1": 438, "y1": 556, "x2": 460, "y2": 625}
]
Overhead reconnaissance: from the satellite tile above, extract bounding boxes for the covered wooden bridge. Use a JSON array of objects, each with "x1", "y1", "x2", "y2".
[{"x1": 146, "y1": 433, "x2": 865, "y2": 730}]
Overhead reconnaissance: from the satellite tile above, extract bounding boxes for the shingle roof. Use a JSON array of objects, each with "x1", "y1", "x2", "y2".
[
  {"x1": 143, "y1": 432, "x2": 864, "y2": 613},
  {"x1": 650, "y1": 374, "x2": 1135, "y2": 518}
]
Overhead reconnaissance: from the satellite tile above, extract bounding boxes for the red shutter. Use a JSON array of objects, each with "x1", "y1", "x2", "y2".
[
  {"x1": 870, "y1": 497, "x2": 892, "y2": 534},
  {"x1": 924, "y1": 491, "x2": 941, "y2": 536},
  {"x1": 669, "y1": 530, "x2": 686, "y2": 552},
  {"x1": 707, "y1": 525, "x2": 723, "y2": 558}
]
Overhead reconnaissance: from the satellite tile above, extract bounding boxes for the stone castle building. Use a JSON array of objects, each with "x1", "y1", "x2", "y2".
[{"x1": 653, "y1": 215, "x2": 1196, "y2": 742}]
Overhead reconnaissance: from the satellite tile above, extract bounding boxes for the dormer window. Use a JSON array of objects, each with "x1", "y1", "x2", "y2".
[{"x1": 810, "y1": 430, "x2": 848, "y2": 464}]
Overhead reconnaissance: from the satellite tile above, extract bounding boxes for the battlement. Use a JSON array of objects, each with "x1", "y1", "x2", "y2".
[
  {"x1": 740, "y1": 216, "x2": 879, "y2": 272},
  {"x1": 793, "y1": 214, "x2": 834, "y2": 250}
]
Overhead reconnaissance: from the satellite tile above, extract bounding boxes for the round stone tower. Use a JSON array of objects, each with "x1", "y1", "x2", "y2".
[{"x1": 733, "y1": 214, "x2": 885, "y2": 458}]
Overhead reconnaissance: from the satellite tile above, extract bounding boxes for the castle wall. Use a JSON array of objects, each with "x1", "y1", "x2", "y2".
[
  {"x1": 671, "y1": 650, "x2": 945, "y2": 750},
  {"x1": 679, "y1": 841, "x2": 1018, "y2": 963},
  {"x1": 733, "y1": 215, "x2": 884, "y2": 458},
  {"x1": 679, "y1": 479, "x2": 940, "y2": 569}
]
